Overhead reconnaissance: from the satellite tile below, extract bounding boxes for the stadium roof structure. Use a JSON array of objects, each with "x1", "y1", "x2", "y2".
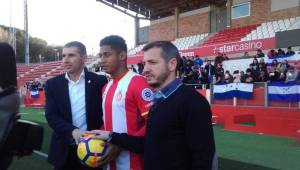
[{"x1": 97, "y1": 0, "x2": 227, "y2": 20}]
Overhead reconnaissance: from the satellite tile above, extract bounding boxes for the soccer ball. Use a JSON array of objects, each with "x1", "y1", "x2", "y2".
[{"x1": 77, "y1": 133, "x2": 107, "y2": 167}]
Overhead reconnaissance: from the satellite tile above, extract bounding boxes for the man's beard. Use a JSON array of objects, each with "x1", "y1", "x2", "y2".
[{"x1": 149, "y1": 69, "x2": 169, "y2": 89}]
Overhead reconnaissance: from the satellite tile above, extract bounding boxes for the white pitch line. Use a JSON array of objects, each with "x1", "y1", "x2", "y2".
[
  {"x1": 33, "y1": 150, "x2": 48, "y2": 158},
  {"x1": 19, "y1": 112, "x2": 30, "y2": 115},
  {"x1": 38, "y1": 112, "x2": 45, "y2": 115}
]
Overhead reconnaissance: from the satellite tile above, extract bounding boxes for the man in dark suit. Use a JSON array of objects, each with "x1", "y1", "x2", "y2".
[
  {"x1": 204, "y1": 60, "x2": 216, "y2": 83},
  {"x1": 45, "y1": 41, "x2": 107, "y2": 170}
]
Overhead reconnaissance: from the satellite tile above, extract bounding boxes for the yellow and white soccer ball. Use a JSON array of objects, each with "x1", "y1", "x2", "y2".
[{"x1": 77, "y1": 133, "x2": 107, "y2": 167}]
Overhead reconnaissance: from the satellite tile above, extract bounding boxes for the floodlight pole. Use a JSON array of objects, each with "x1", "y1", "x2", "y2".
[
  {"x1": 174, "y1": 7, "x2": 179, "y2": 39},
  {"x1": 226, "y1": 0, "x2": 232, "y2": 28},
  {"x1": 24, "y1": 0, "x2": 30, "y2": 64},
  {"x1": 9, "y1": 0, "x2": 16, "y2": 55},
  {"x1": 134, "y1": 15, "x2": 140, "y2": 46}
]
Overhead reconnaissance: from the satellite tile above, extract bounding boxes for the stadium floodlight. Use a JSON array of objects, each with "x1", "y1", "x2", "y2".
[
  {"x1": 24, "y1": 0, "x2": 29, "y2": 64},
  {"x1": 54, "y1": 49, "x2": 58, "y2": 61}
]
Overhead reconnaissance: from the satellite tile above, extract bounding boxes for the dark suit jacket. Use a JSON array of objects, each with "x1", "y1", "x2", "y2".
[
  {"x1": 204, "y1": 64, "x2": 216, "y2": 76},
  {"x1": 45, "y1": 69, "x2": 107, "y2": 167}
]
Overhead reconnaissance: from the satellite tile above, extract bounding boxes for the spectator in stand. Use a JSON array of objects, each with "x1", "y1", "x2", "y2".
[
  {"x1": 214, "y1": 52, "x2": 226, "y2": 66},
  {"x1": 292, "y1": 61, "x2": 300, "y2": 83},
  {"x1": 277, "y1": 48, "x2": 285, "y2": 56},
  {"x1": 194, "y1": 55, "x2": 203, "y2": 66},
  {"x1": 242, "y1": 52, "x2": 250, "y2": 58},
  {"x1": 215, "y1": 63, "x2": 224, "y2": 78},
  {"x1": 182, "y1": 65, "x2": 196, "y2": 84},
  {"x1": 182, "y1": 56, "x2": 187, "y2": 65},
  {"x1": 204, "y1": 60, "x2": 215, "y2": 84},
  {"x1": 199, "y1": 67, "x2": 209, "y2": 87},
  {"x1": 232, "y1": 70, "x2": 241, "y2": 83},
  {"x1": 178, "y1": 56, "x2": 184, "y2": 77},
  {"x1": 279, "y1": 60, "x2": 290, "y2": 74},
  {"x1": 223, "y1": 54, "x2": 229, "y2": 60},
  {"x1": 223, "y1": 70, "x2": 233, "y2": 84},
  {"x1": 137, "y1": 61, "x2": 144, "y2": 74},
  {"x1": 215, "y1": 74, "x2": 224, "y2": 84},
  {"x1": 30, "y1": 81, "x2": 39, "y2": 91},
  {"x1": 187, "y1": 56, "x2": 195, "y2": 66},
  {"x1": 240, "y1": 71, "x2": 246, "y2": 83},
  {"x1": 278, "y1": 72, "x2": 286, "y2": 82},
  {"x1": 191, "y1": 66, "x2": 201, "y2": 84},
  {"x1": 258, "y1": 58, "x2": 267, "y2": 72},
  {"x1": 245, "y1": 68, "x2": 254, "y2": 83},
  {"x1": 257, "y1": 70, "x2": 269, "y2": 82},
  {"x1": 256, "y1": 49, "x2": 265, "y2": 58},
  {"x1": 250, "y1": 58, "x2": 260, "y2": 79},
  {"x1": 294, "y1": 70, "x2": 300, "y2": 84},
  {"x1": 286, "y1": 46, "x2": 295, "y2": 56},
  {"x1": 215, "y1": 63, "x2": 224, "y2": 84},
  {"x1": 130, "y1": 65, "x2": 138, "y2": 73},
  {"x1": 267, "y1": 49, "x2": 277, "y2": 58},
  {"x1": 269, "y1": 59, "x2": 280, "y2": 82},
  {"x1": 270, "y1": 59, "x2": 280, "y2": 72},
  {"x1": 285, "y1": 68, "x2": 296, "y2": 82}
]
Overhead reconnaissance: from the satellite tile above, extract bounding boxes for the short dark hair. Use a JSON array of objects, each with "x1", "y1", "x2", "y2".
[
  {"x1": 0, "y1": 43, "x2": 17, "y2": 89},
  {"x1": 233, "y1": 70, "x2": 239, "y2": 74},
  {"x1": 100, "y1": 35, "x2": 127, "y2": 53},
  {"x1": 142, "y1": 41, "x2": 180, "y2": 69},
  {"x1": 64, "y1": 41, "x2": 87, "y2": 56}
]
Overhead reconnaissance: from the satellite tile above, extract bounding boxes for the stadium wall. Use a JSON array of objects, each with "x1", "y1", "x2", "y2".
[
  {"x1": 276, "y1": 29, "x2": 300, "y2": 48},
  {"x1": 149, "y1": 0, "x2": 299, "y2": 41},
  {"x1": 149, "y1": 7, "x2": 210, "y2": 41},
  {"x1": 232, "y1": 0, "x2": 300, "y2": 27}
]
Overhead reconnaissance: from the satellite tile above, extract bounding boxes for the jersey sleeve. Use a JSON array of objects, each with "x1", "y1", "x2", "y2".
[{"x1": 128, "y1": 75, "x2": 153, "y2": 119}]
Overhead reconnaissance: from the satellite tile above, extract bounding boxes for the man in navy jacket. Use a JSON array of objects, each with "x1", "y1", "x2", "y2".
[{"x1": 45, "y1": 41, "x2": 107, "y2": 169}]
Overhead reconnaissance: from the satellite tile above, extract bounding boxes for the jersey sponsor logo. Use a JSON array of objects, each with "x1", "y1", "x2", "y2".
[{"x1": 141, "y1": 88, "x2": 153, "y2": 101}]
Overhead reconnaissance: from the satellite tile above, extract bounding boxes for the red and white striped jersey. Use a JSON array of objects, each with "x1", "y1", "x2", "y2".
[{"x1": 102, "y1": 71, "x2": 153, "y2": 170}]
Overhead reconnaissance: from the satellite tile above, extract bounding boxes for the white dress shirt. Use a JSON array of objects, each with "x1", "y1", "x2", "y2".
[{"x1": 65, "y1": 70, "x2": 87, "y2": 131}]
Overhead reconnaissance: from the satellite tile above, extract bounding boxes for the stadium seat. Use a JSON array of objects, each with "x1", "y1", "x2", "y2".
[
  {"x1": 241, "y1": 16, "x2": 300, "y2": 41},
  {"x1": 17, "y1": 57, "x2": 98, "y2": 82},
  {"x1": 202, "y1": 25, "x2": 259, "y2": 45}
]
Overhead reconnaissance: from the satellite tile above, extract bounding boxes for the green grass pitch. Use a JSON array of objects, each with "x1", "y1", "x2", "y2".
[{"x1": 7, "y1": 107, "x2": 300, "y2": 170}]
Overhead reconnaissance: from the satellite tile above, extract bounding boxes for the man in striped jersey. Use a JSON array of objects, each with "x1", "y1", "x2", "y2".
[{"x1": 95, "y1": 35, "x2": 153, "y2": 170}]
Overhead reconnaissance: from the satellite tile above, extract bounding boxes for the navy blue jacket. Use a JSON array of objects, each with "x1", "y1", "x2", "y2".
[{"x1": 45, "y1": 69, "x2": 107, "y2": 167}]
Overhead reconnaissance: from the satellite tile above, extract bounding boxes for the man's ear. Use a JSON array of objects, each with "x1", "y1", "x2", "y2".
[
  {"x1": 119, "y1": 51, "x2": 127, "y2": 61},
  {"x1": 81, "y1": 55, "x2": 87, "y2": 62},
  {"x1": 168, "y1": 58, "x2": 177, "y2": 72}
]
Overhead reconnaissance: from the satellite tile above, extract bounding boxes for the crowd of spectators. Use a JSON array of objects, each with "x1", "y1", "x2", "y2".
[
  {"x1": 24, "y1": 80, "x2": 44, "y2": 91},
  {"x1": 89, "y1": 47, "x2": 299, "y2": 89},
  {"x1": 267, "y1": 46, "x2": 296, "y2": 58},
  {"x1": 176, "y1": 47, "x2": 299, "y2": 88}
]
